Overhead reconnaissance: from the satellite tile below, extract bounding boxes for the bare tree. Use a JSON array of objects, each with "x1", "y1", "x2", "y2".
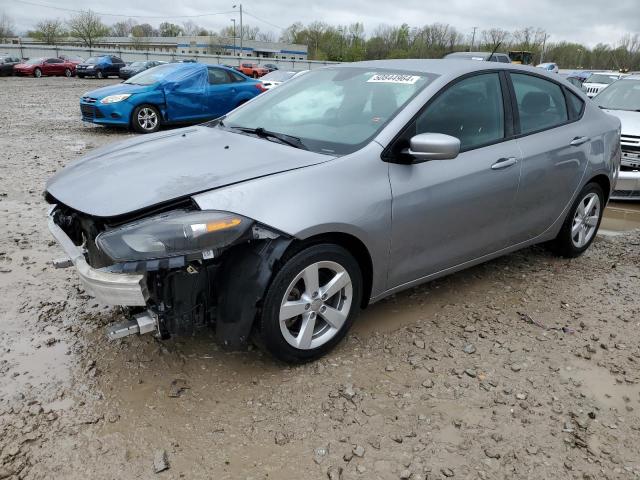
[
  {"x1": 29, "y1": 18, "x2": 66, "y2": 45},
  {"x1": 111, "y1": 19, "x2": 136, "y2": 37},
  {"x1": 0, "y1": 11, "x2": 15, "y2": 42},
  {"x1": 67, "y1": 10, "x2": 109, "y2": 48},
  {"x1": 257, "y1": 31, "x2": 275, "y2": 42},
  {"x1": 182, "y1": 20, "x2": 202, "y2": 36},
  {"x1": 159, "y1": 22, "x2": 183, "y2": 37},
  {"x1": 480, "y1": 28, "x2": 510, "y2": 51}
]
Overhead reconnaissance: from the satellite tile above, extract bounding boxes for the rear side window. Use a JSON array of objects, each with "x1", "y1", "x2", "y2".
[
  {"x1": 111, "y1": 57, "x2": 123, "y2": 63},
  {"x1": 566, "y1": 90, "x2": 585, "y2": 119},
  {"x1": 511, "y1": 73, "x2": 568, "y2": 134},
  {"x1": 207, "y1": 68, "x2": 229, "y2": 85},
  {"x1": 414, "y1": 72, "x2": 505, "y2": 151}
]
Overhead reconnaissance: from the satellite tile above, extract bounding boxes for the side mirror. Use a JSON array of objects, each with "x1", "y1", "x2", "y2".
[{"x1": 403, "y1": 133, "x2": 460, "y2": 163}]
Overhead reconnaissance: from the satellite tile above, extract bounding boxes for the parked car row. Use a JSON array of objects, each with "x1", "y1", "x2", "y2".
[{"x1": 0, "y1": 54, "x2": 284, "y2": 79}]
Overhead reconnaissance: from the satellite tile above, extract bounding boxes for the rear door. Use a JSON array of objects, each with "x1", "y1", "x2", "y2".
[
  {"x1": 507, "y1": 72, "x2": 591, "y2": 243},
  {"x1": 205, "y1": 67, "x2": 235, "y2": 117},
  {"x1": 386, "y1": 71, "x2": 523, "y2": 287}
]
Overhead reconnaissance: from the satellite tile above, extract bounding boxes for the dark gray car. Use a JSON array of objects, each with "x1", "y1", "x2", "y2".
[{"x1": 46, "y1": 60, "x2": 620, "y2": 362}]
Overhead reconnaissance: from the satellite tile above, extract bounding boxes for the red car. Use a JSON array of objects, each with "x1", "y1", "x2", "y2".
[
  {"x1": 13, "y1": 57, "x2": 77, "y2": 78},
  {"x1": 235, "y1": 62, "x2": 269, "y2": 78}
]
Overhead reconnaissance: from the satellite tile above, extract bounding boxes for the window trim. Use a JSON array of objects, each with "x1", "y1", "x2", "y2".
[
  {"x1": 506, "y1": 71, "x2": 585, "y2": 139},
  {"x1": 382, "y1": 69, "x2": 515, "y2": 163}
]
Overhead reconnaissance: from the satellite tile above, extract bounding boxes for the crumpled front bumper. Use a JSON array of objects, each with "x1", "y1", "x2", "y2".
[{"x1": 48, "y1": 210, "x2": 149, "y2": 306}]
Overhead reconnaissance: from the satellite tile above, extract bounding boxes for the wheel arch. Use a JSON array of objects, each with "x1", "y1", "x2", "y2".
[
  {"x1": 284, "y1": 232, "x2": 374, "y2": 309},
  {"x1": 587, "y1": 174, "x2": 611, "y2": 204}
]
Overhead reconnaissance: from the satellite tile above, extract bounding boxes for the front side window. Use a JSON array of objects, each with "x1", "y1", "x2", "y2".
[
  {"x1": 414, "y1": 73, "x2": 505, "y2": 151},
  {"x1": 511, "y1": 73, "x2": 568, "y2": 134},
  {"x1": 222, "y1": 67, "x2": 434, "y2": 155}
]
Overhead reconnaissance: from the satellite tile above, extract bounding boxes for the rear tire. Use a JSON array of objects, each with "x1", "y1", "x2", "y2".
[
  {"x1": 549, "y1": 182, "x2": 604, "y2": 258},
  {"x1": 34, "y1": 68, "x2": 41, "y2": 78},
  {"x1": 131, "y1": 104, "x2": 161, "y2": 134},
  {"x1": 258, "y1": 244, "x2": 362, "y2": 363}
]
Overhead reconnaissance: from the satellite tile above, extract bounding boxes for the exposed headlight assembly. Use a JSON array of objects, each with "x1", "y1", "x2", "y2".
[
  {"x1": 96, "y1": 210, "x2": 253, "y2": 262},
  {"x1": 100, "y1": 94, "x2": 131, "y2": 104}
]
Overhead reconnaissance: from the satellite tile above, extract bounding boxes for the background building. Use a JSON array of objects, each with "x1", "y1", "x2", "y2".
[{"x1": 7, "y1": 35, "x2": 308, "y2": 60}]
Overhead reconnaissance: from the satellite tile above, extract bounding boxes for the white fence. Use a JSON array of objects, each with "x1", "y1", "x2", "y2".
[{"x1": 0, "y1": 43, "x2": 339, "y2": 71}]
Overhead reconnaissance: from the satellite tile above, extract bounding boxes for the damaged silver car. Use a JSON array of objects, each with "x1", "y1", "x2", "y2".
[{"x1": 46, "y1": 60, "x2": 620, "y2": 362}]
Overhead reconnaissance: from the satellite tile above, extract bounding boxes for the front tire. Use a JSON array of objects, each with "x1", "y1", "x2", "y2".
[
  {"x1": 252, "y1": 71, "x2": 259, "y2": 78},
  {"x1": 96, "y1": 69, "x2": 104, "y2": 79},
  {"x1": 34, "y1": 68, "x2": 42, "y2": 78},
  {"x1": 549, "y1": 182, "x2": 604, "y2": 258},
  {"x1": 131, "y1": 104, "x2": 161, "y2": 134},
  {"x1": 64, "y1": 68, "x2": 72, "y2": 77},
  {"x1": 258, "y1": 244, "x2": 362, "y2": 363}
]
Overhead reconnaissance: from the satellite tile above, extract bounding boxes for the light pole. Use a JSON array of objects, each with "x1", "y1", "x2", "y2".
[
  {"x1": 231, "y1": 18, "x2": 236, "y2": 56},
  {"x1": 233, "y1": 4, "x2": 243, "y2": 57},
  {"x1": 470, "y1": 26, "x2": 477, "y2": 51}
]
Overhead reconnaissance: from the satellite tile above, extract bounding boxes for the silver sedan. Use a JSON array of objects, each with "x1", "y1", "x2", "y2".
[{"x1": 46, "y1": 60, "x2": 620, "y2": 362}]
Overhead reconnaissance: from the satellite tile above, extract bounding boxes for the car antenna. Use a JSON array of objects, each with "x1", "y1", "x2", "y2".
[{"x1": 486, "y1": 41, "x2": 502, "y2": 62}]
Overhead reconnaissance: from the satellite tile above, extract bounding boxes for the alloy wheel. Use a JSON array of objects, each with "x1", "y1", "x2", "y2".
[
  {"x1": 137, "y1": 108, "x2": 158, "y2": 131},
  {"x1": 34, "y1": 68, "x2": 41, "y2": 78},
  {"x1": 279, "y1": 261, "x2": 353, "y2": 350},
  {"x1": 64, "y1": 68, "x2": 71, "y2": 77},
  {"x1": 571, "y1": 192, "x2": 600, "y2": 248}
]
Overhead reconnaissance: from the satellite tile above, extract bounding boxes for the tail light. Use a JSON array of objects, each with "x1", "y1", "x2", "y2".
[{"x1": 255, "y1": 83, "x2": 267, "y2": 93}]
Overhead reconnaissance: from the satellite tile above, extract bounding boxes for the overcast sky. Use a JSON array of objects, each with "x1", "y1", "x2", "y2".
[{"x1": 4, "y1": 0, "x2": 640, "y2": 47}]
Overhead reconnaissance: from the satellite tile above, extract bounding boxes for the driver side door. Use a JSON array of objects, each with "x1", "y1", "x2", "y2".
[{"x1": 386, "y1": 71, "x2": 523, "y2": 288}]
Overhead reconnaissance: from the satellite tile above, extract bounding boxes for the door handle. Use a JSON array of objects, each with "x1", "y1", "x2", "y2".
[
  {"x1": 570, "y1": 136, "x2": 590, "y2": 146},
  {"x1": 491, "y1": 157, "x2": 518, "y2": 170}
]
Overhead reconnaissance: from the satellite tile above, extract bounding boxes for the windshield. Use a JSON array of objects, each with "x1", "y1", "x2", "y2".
[
  {"x1": 85, "y1": 57, "x2": 102, "y2": 64},
  {"x1": 124, "y1": 63, "x2": 181, "y2": 85},
  {"x1": 586, "y1": 74, "x2": 618, "y2": 85},
  {"x1": 25, "y1": 58, "x2": 44, "y2": 65},
  {"x1": 593, "y1": 79, "x2": 640, "y2": 111},
  {"x1": 222, "y1": 67, "x2": 435, "y2": 155},
  {"x1": 129, "y1": 62, "x2": 146, "y2": 68},
  {"x1": 261, "y1": 70, "x2": 296, "y2": 82}
]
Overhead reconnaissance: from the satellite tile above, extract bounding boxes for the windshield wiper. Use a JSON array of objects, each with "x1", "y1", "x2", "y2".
[{"x1": 228, "y1": 126, "x2": 308, "y2": 150}]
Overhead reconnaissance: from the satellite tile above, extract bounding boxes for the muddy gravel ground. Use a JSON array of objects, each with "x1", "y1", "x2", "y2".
[{"x1": 1, "y1": 76, "x2": 640, "y2": 480}]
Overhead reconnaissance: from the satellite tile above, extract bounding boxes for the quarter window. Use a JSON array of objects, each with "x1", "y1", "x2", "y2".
[
  {"x1": 566, "y1": 90, "x2": 585, "y2": 119},
  {"x1": 414, "y1": 73, "x2": 505, "y2": 151},
  {"x1": 511, "y1": 73, "x2": 568, "y2": 134}
]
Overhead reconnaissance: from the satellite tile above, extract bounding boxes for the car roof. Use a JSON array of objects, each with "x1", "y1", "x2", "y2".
[{"x1": 333, "y1": 58, "x2": 550, "y2": 79}]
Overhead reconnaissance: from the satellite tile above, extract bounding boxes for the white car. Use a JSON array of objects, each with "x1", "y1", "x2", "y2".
[
  {"x1": 582, "y1": 72, "x2": 624, "y2": 98},
  {"x1": 537, "y1": 62, "x2": 559, "y2": 73},
  {"x1": 593, "y1": 74, "x2": 640, "y2": 199},
  {"x1": 260, "y1": 70, "x2": 308, "y2": 90}
]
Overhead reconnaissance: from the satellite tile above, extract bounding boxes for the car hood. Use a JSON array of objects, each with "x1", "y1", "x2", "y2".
[
  {"x1": 14, "y1": 63, "x2": 35, "y2": 69},
  {"x1": 603, "y1": 109, "x2": 640, "y2": 136},
  {"x1": 46, "y1": 126, "x2": 334, "y2": 218},
  {"x1": 83, "y1": 83, "x2": 152, "y2": 99}
]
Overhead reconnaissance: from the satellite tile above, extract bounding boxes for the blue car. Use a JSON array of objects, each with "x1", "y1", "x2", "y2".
[{"x1": 79, "y1": 63, "x2": 266, "y2": 133}]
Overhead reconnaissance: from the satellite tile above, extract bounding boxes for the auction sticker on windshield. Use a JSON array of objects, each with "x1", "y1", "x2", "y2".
[{"x1": 367, "y1": 73, "x2": 422, "y2": 84}]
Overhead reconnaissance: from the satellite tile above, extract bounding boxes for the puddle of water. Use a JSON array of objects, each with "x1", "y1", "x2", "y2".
[
  {"x1": 564, "y1": 359, "x2": 640, "y2": 413},
  {"x1": 600, "y1": 202, "x2": 640, "y2": 234}
]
